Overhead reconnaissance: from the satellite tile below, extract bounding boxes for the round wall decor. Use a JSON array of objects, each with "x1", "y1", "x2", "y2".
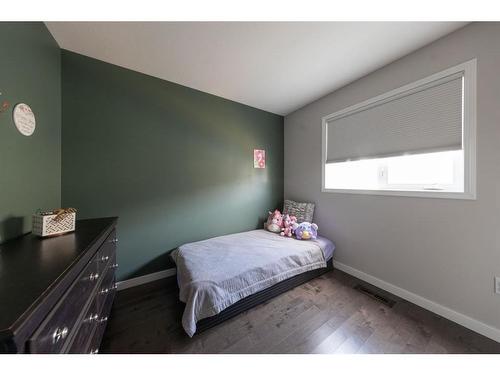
[{"x1": 13, "y1": 103, "x2": 36, "y2": 136}]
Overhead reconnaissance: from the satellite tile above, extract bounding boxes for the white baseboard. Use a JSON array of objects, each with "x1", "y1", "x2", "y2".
[
  {"x1": 116, "y1": 268, "x2": 177, "y2": 291},
  {"x1": 333, "y1": 260, "x2": 500, "y2": 343}
]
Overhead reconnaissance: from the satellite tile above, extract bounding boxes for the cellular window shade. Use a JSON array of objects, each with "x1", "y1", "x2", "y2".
[{"x1": 326, "y1": 72, "x2": 464, "y2": 163}]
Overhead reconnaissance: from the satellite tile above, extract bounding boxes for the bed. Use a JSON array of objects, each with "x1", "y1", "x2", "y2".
[{"x1": 171, "y1": 229, "x2": 335, "y2": 337}]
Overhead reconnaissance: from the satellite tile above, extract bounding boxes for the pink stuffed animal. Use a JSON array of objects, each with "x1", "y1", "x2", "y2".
[
  {"x1": 280, "y1": 214, "x2": 297, "y2": 237},
  {"x1": 266, "y1": 209, "x2": 283, "y2": 233}
]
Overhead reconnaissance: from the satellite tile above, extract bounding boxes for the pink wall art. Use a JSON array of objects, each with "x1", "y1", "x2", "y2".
[{"x1": 254, "y1": 149, "x2": 266, "y2": 168}]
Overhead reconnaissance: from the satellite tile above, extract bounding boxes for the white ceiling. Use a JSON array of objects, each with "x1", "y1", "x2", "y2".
[{"x1": 45, "y1": 22, "x2": 467, "y2": 115}]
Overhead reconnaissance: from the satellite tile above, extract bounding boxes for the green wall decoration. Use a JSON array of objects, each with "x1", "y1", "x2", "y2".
[
  {"x1": 0, "y1": 22, "x2": 61, "y2": 243},
  {"x1": 61, "y1": 51, "x2": 284, "y2": 281}
]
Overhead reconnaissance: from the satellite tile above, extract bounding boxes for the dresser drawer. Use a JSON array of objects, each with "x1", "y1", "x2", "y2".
[
  {"x1": 98, "y1": 265, "x2": 116, "y2": 305},
  {"x1": 87, "y1": 286, "x2": 116, "y2": 354},
  {"x1": 67, "y1": 253, "x2": 116, "y2": 353},
  {"x1": 96, "y1": 230, "x2": 117, "y2": 271},
  {"x1": 66, "y1": 296, "x2": 101, "y2": 353},
  {"x1": 28, "y1": 252, "x2": 101, "y2": 353}
]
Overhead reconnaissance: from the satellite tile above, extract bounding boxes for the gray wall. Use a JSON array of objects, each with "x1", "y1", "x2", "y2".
[
  {"x1": 285, "y1": 23, "x2": 500, "y2": 332},
  {"x1": 0, "y1": 22, "x2": 61, "y2": 243},
  {"x1": 61, "y1": 51, "x2": 284, "y2": 281}
]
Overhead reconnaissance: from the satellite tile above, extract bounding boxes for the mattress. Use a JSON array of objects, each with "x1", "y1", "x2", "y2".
[
  {"x1": 171, "y1": 229, "x2": 335, "y2": 336},
  {"x1": 314, "y1": 235, "x2": 335, "y2": 261}
]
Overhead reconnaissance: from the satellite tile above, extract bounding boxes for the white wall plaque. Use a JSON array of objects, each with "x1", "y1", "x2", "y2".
[{"x1": 13, "y1": 103, "x2": 36, "y2": 136}]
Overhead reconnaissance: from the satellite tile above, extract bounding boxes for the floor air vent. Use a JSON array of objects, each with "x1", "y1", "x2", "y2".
[{"x1": 354, "y1": 284, "x2": 396, "y2": 307}]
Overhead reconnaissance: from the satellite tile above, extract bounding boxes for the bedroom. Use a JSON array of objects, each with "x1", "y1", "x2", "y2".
[{"x1": 1, "y1": 0, "x2": 500, "y2": 373}]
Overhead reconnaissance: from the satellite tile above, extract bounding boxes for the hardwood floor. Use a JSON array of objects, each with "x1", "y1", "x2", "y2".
[{"x1": 100, "y1": 269, "x2": 500, "y2": 354}]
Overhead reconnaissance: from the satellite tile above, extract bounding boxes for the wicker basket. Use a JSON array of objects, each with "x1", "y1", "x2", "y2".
[{"x1": 32, "y1": 209, "x2": 76, "y2": 237}]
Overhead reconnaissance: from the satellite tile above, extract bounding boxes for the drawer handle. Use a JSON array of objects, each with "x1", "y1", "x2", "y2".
[
  {"x1": 100, "y1": 284, "x2": 118, "y2": 295},
  {"x1": 84, "y1": 313, "x2": 99, "y2": 323},
  {"x1": 110, "y1": 263, "x2": 119, "y2": 269},
  {"x1": 89, "y1": 273, "x2": 99, "y2": 281},
  {"x1": 89, "y1": 348, "x2": 99, "y2": 354},
  {"x1": 99, "y1": 316, "x2": 108, "y2": 323},
  {"x1": 52, "y1": 327, "x2": 69, "y2": 344},
  {"x1": 100, "y1": 255, "x2": 109, "y2": 262},
  {"x1": 109, "y1": 238, "x2": 118, "y2": 244}
]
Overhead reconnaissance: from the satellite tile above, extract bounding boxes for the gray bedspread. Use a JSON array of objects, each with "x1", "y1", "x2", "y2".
[{"x1": 171, "y1": 229, "x2": 331, "y2": 337}]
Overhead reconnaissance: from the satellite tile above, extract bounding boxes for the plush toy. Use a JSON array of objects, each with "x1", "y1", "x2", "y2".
[
  {"x1": 280, "y1": 214, "x2": 297, "y2": 237},
  {"x1": 293, "y1": 222, "x2": 318, "y2": 240},
  {"x1": 266, "y1": 209, "x2": 283, "y2": 233}
]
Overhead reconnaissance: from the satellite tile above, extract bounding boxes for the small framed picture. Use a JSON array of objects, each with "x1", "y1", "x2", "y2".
[{"x1": 254, "y1": 149, "x2": 266, "y2": 168}]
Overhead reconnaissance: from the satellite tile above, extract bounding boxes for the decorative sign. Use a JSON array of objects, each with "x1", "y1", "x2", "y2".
[
  {"x1": 254, "y1": 149, "x2": 266, "y2": 168},
  {"x1": 13, "y1": 103, "x2": 36, "y2": 136}
]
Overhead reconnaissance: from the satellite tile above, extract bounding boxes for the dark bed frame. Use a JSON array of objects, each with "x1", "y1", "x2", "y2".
[{"x1": 195, "y1": 258, "x2": 334, "y2": 334}]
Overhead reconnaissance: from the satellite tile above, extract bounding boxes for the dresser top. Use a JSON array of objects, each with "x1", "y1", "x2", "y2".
[{"x1": 0, "y1": 217, "x2": 117, "y2": 343}]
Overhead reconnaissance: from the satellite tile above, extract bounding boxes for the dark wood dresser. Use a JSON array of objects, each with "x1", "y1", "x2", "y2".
[{"x1": 0, "y1": 217, "x2": 118, "y2": 354}]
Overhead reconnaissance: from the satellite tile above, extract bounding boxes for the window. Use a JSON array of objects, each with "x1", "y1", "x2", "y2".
[{"x1": 322, "y1": 59, "x2": 476, "y2": 199}]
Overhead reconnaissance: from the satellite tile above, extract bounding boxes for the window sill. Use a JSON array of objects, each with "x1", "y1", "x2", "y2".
[{"x1": 321, "y1": 187, "x2": 476, "y2": 200}]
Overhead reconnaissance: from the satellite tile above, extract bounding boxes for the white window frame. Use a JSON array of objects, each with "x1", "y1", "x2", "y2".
[{"x1": 321, "y1": 59, "x2": 477, "y2": 200}]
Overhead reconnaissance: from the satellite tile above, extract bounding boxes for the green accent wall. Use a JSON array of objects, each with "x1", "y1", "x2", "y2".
[
  {"x1": 61, "y1": 51, "x2": 284, "y2": 280},
  {"x1": 0, "y1": 22, "x2": 61, "y2": 243}
]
